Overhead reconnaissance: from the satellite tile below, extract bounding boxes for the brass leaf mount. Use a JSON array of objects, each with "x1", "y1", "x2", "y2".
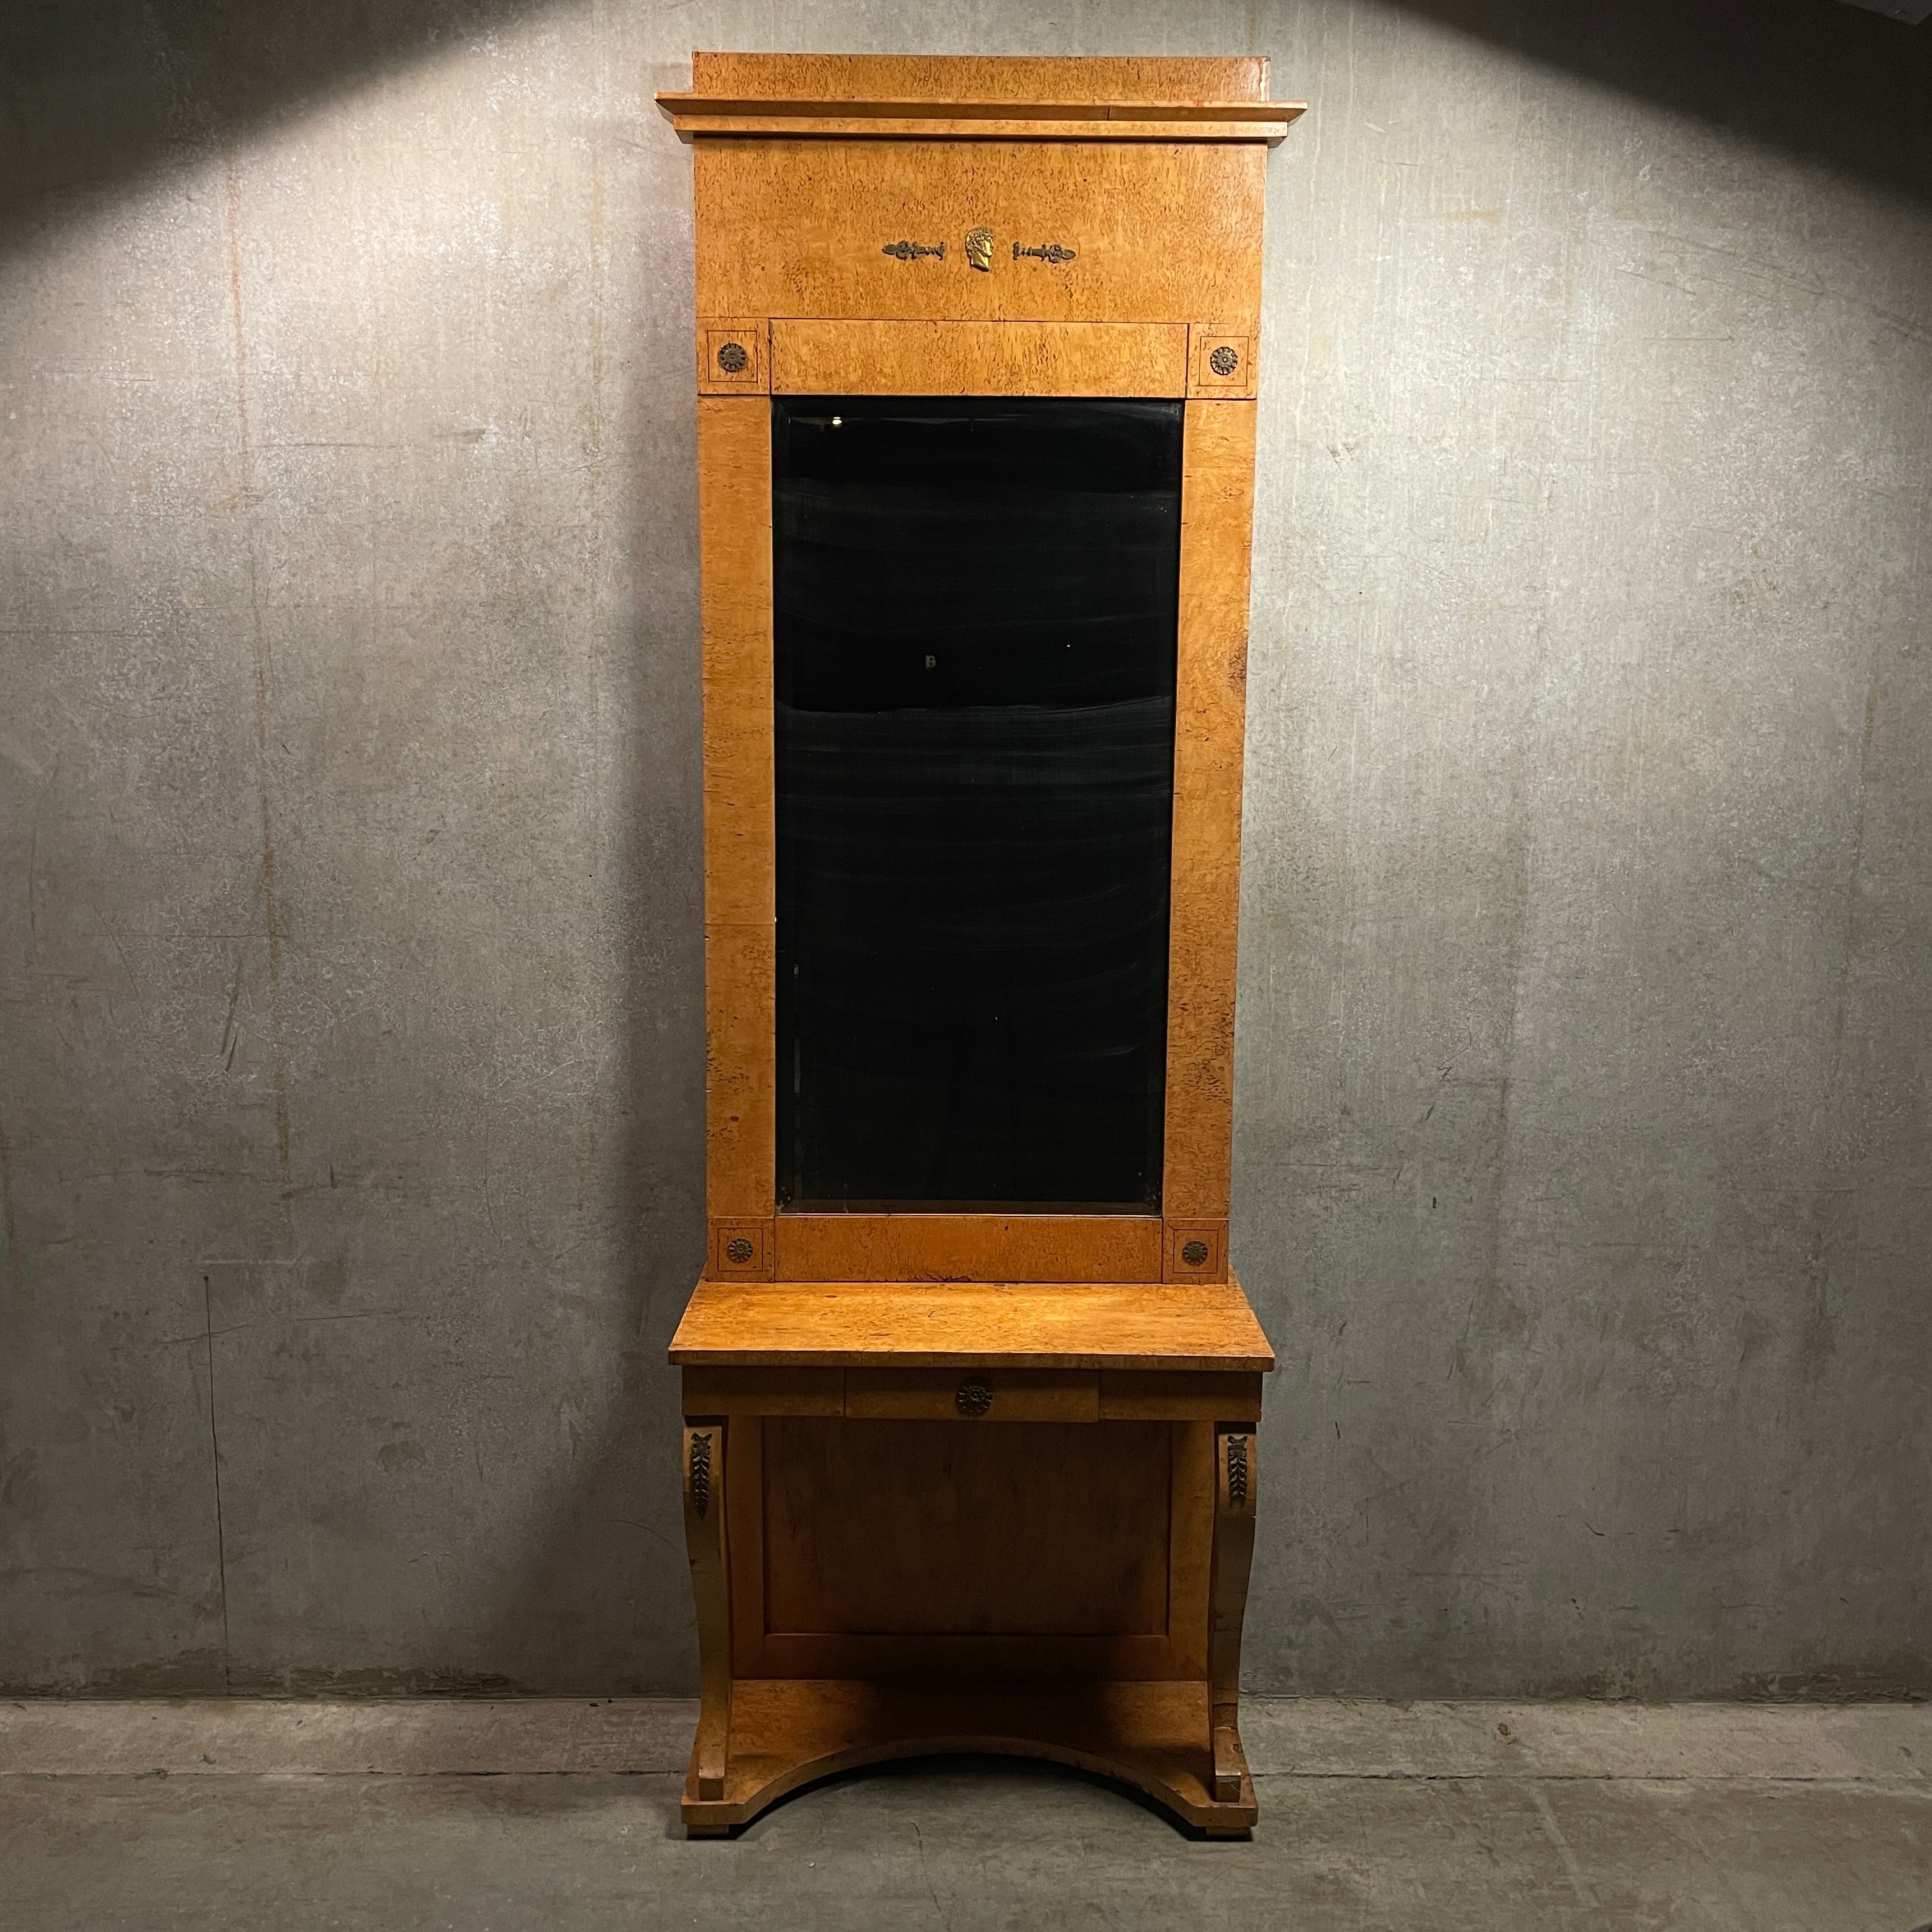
[
  {"x1": 1014, "y1": 241, "x2": 1077, "y2": 264},
  {"x1": 689, "y1": 1430, "x2": 714, "y2": 1518},
  {"x1": 882, "y1": 240, "x2": 945, "y2": 261}
]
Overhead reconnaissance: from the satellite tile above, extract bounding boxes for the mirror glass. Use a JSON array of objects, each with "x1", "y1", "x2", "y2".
[{"x1": 773, "y1": 395, "x2": 1183, "y2": 1211}]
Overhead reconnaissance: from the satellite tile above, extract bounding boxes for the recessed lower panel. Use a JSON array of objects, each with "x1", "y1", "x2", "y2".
[{"x1": 762, "y1": 1418, "x2": 1171, "y2": 1637}]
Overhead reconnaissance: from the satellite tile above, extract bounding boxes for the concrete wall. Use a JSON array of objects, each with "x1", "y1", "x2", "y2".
[{"x1": 3, "y1": 0, "x2": 1927, "y2": 1697}]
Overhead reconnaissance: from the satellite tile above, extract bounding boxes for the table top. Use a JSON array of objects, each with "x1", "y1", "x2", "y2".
[{"x1": 669, "y1": 1277, "x2": 1273, "y2": 1372}]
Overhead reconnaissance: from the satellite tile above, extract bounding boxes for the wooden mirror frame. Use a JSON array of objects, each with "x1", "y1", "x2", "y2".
[
  {"x1": 662, "y1": 53, "x2": 1301, "y2": 1839},
  {"x1": 670, "y1": 54, "x2": 1303, "y2": 1289}
]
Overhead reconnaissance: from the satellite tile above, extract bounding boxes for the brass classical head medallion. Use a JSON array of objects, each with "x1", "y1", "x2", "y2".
[{"x1": 964, "y1": 226, "x2": 995, "y2": 272}]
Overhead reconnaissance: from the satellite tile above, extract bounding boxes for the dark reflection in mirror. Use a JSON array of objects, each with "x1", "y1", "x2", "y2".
[{"x1": 774, "y1": 395, "x2": 1182, "y2": 1210}]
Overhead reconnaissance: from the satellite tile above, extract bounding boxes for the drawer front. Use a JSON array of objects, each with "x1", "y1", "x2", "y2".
[
  {"x1": 682, "y1": 1366, "x2": 844, "y2": 1416},
  {"x1": 1100, "y1": 1370, "x2": 1263, "y2": 1421},
  {"x1": 844, "y1": 1368, "x2": 1099, "y2": 1423}
]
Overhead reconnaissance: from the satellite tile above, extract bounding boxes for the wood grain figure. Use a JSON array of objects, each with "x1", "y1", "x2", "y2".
[
  {"x1": 771, "y1": 319, "x2": 1188, "y2": 397},
  {"x1": 1162, "y1": 401, "x2": 1257, "y2": 1228},
  {"x1": 663, "y1": 51, "x2": 1293, "y2": 1839},
  {"x1": 697, "y1": 397, "x2": 775, "y2": 1222}
]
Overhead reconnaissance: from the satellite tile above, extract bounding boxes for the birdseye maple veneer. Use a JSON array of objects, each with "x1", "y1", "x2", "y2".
[{"x1": 661, "y1": 52, "x2": 1302, "y2": 1837}]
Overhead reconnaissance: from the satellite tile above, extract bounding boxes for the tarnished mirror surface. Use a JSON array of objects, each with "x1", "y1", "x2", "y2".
[{"x1": 772, "y1": 395, "x2": 1182, "y2": 1211}]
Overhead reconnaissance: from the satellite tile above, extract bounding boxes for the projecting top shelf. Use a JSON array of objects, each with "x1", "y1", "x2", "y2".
[
  {"x1": 656, "y1": 96, "x2": 1306, "y2": 144},
  {"x1": 658, "y1": 50, "x2": 1305, "y2": 146},
  {"x1": 670, "y1": 1278, "x2": 1275, "y2": 1373}
]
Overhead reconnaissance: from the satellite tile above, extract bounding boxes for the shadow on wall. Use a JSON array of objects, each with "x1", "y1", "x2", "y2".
[
  {"x1": 4, "y1": 0, "x2": 1931, "y2": 261},
  {"x1": 4, "y1": 0, "x2": 710, "y2": 1694},
  {"x1": 1390, "y1": 0, "x2": 1932, "y2": 205},
  {"x1": 0, "y1": 0, "x2": 555, "y2": 255}
]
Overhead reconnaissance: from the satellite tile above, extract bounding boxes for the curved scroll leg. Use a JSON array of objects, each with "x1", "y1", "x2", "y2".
[
  {"x1": 1209, "y1": 1425, "x2": 1257, "y2": 1804},
  {"x1": 682, "y1": 1419, "x2": 731, "y2": 1816}
]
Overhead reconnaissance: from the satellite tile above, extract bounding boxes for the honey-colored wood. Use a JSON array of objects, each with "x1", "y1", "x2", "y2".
[
  {"x1": 698, "y1": 319, "x2": 769, "y2": 395},
  {"x1": 667, "y1": 53, "x2": 1289, "y2": 1839},
  {"x1": 707, "y1": 1217, "x2": 773, "y2": 1282},
  {"x1": 681, "y1": 1420, "x2": 732, "y2": 1800},
  {"x1": 1162, "y1": 401, "x2": 1257, "y2": 1226},
  {"x1": 691, "y1": 141, "x2": 1266, "y2": 329},
  {"x1": 754, "y1": 1630, "x2": 1180, "y2": 1684},
  {"x1": 1101, "y1": 1370, "x2": 1264, "y2": 1422},
  {"x1": 696, "y1": 397, "x2": 773, "y2": 932},
  {"x1": 698, "y1": 396, "x2": 775, "y2": 1223},
  {"x1": 683, "y1": 1333, "x2": 1267, "y2": 1819},
  {"x1": 1163, "y1": 1218, "x2": 1230, "y2": 1284},
  {"x1": 680, "y1": 1677, "x2": 1256, "y2": 1836},
  {"x1": 1166, "y1": 1422, "x2": 1215, "y2": 1677},
  {"x1": 1209, "y1": 1423, "x2": 1258, "y2": 1803},
  {"x1": 842, "y1": 1368, "x2": 1098, "y2": 1422},
  {"x1": 723, "y1": 1411, "x2": 766, "y2": 1673},
  {"x1": 726, "y1": 1413, "x2": 1209, "y2": 1687},
  {"x1": 681, "y1": 1366, "x2": 844, "y2": 1415},
  {"x1": 1187, "y1": 324, "x2": 1259, "y2": 399},
  {"x1": 763, "y1": 1418, "x2": 1169, "y2": 1634},
  {"x1": 722, "y1": 1412, "x2": 1184, "y2": 1685},
  {"x1": 670, "y1": 1278, "x2": 1275, "y2": 1372},
  {"x1": 771, "y1": 319, "x2": 1188, "y2": 397},
  {"x1": 703, "y1": 928, "x2": 773, "y2": 1227},
  {"x1": 773, "y1": 1214, "x2": 1162, "y2": 1286},
  {"x1": 687, "y1": 52, "x2": 1276, "y2": 103},
  {"x1": 664, "y1": 109, "x2": 1298, "y2": 144},
  {"x1": 680, "y1": 1365, "x2": 1266, "y2": 1420}
]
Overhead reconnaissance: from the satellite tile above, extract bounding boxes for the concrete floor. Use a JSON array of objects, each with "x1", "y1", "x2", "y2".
[{"x1": 6, "y1": 1700, "x2": 1930, "y2": 1930}]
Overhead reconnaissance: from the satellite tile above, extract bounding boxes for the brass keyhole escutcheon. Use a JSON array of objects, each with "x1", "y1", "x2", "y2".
[
  {"x1": 1181, "y1": 1239, "x2": 1210, "y2": 1268},
  {"x1": 1208, "y1": 345, "x2": 1240, "y2": 378},
  {"x1": 716, "y1": 341, "x2": 749, "y2": 374},
  {"x1": 955, "y1": 1376, "x2": 993, "y2": 1416}
]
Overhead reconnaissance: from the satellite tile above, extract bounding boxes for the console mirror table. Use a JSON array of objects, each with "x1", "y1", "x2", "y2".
[{"x1": 659, "y1": 52, "x2": 1302, "y2": 1837}]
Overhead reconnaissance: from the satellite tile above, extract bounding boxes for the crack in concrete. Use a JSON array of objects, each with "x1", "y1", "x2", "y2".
[
  {"x1": 221, "y1": 145, "x2": 293, "y2": 1200},
  {"x1": 201, "y1": 1275, "x2": 232, "y2": 1691}
]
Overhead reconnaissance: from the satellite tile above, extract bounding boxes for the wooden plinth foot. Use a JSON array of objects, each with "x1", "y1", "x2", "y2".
[{"x1": 679, "y1": 1679, "x2": 1256, "y2": 1837}]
